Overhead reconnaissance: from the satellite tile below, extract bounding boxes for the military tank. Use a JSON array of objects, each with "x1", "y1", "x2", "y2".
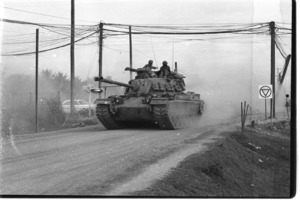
[{"x1": 94, "y1": 66, "x2": 204, "y2": 130}]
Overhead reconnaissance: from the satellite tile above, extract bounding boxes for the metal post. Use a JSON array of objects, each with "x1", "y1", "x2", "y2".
[
  {"x1": 98, "y1": 22, "x2": 103, "y2": 98},
  {"x1": 265, "y1": 99, "x2": 267, "y2": 120},
  {"x1": 88, "y1": 84, "x2": 91, "y2": 117},
  {"x1": 70, "y1": 0, "x2": 75, "y2": 115},
  {"x1": 129, "y1": 26, "x2": 133, "y2": 80},
  {"x1": 241, "y1": 102, "x2": 244, "y2": 134},
  {"x1": 174, "y1": 62, "x2": 178, "y2": 73},
  {"x1": 172, "y1": 38, "x2": 174, "y2": 71},
  {"x1": 270, "y1": 21, "x2": 276, "y2": 118},
  {"x1": 35, "y1": 28, "x2": 39, "y2": 133}
]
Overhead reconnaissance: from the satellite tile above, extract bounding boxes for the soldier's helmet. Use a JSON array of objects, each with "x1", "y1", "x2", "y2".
[
  {"x1": 148, "y1": 60, "x2": 153, "y2": 64},
  {"x1": 162, "y1": 61, "x2": 168, "y2": 65}
]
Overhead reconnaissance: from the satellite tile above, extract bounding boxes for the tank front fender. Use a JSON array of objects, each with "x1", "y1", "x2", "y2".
[
  {"x1": 150, "y1": 98, "x2": 169, "y2": 105},
  {"x1": 94, "y1": 98, "x2": 111, "y2": 105},
  {"x1": 95, "y1": 99, "x2": 118, "y2": 114}
]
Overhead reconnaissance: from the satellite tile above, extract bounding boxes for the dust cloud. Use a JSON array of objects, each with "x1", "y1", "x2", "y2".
[{"x1": 181, "y1": 42, "x2": 291, "y2": 127}]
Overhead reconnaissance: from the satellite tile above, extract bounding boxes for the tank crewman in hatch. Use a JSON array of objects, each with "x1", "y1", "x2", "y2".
[
  {"x1": 158, "y1": 61, "x2": 171, "y2": 78},
  {"x1": 125, "y1": 67, "x2": 151, "y2": 79},
  {"x1": 143, "y1": 60, "x2": 157, "y2": 72},
  {"x1": 143, "y1": 60, "x2": 158, "y2": 77}
]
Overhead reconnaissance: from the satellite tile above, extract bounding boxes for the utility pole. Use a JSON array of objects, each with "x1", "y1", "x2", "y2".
[
  {"x1": 88, "y1": 84, "x2": 92, "y2": 117},
  {"x1": 35, "y1": 28, "x2": 39, "y2": 133},
  {"x1": 129, "y1": 26, "x2": 133, "y2": 80},
  {"x1": 270, "y1": 21, "x2": 276, "y2": 118},
  {"x1": 70, "y1": 0, "x2": 75, "y2": 115},
  {"x1": 98, "y1": 22, "x2": 104, "y2": 98}
]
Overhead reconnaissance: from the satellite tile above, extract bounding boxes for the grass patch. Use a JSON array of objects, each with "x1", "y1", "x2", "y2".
[{"x1": 132, "y1": 121, "x2": 291, "y2": 197}]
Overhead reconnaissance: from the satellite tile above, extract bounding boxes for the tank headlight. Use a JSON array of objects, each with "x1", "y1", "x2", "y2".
[
  {"x1": 113, "y1": 98, "x2": 123, "y2": 104},
  {"x1": 142, "y1": 97, "x2": 152, "y2": 104}
]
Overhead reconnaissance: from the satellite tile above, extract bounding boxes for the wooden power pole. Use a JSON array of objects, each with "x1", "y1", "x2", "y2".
[
  {"x1": 270, "y1": 21, "x2": 276, "y2": 118},
  {"x1": 70, "y1": 0, "x2": 75, "y2": 115},
  {"x1": 98, "y1": 22, "x2": 104, "y2": 97},
  {"x1": 129, "y1": 26, "x2": 133, "y2": 80},
  {"x1": 35, "y1": 28, "x2": 39, "y2": 133}
]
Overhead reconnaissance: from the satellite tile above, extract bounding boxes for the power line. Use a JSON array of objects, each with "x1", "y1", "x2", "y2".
[
  {"x1": 2, "y1": 31, "x2": 98, "y2": 56},
  {"x1": 275, "y1": 34, "x2": 289, "y2": 59},
  {"x1": 275, "y1": 41, "x2": 287, "y2": 59},
  {"x1": 2, "y1": 19, "x2": 292, "y2": 56},
  {"x1": 104, "y1": 22, "x2": 267, "y2": 28},
  {"x1": 106, "y1": 22, "x2": 270, "y2": 31},
  {"x1": 1, "y1": 18, "x2": 99, "y2": 54},
  {"x1": 102, "y1": 25, "x2": 270, "y2": 35},
  {"x1": 3, "y1": 6, "x2": 97, "y2": 24},
  {"x1": 0, "y1": 18, "x2": 98, "y2": 28}
]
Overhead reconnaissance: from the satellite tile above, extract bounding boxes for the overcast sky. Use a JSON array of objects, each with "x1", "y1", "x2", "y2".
[{"x1": 0, "y1": 0, "x2": 292, "y2": 116}]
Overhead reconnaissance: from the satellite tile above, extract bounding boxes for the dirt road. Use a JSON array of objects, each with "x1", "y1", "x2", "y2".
[{"x1": 0, "y1": 122, "x2": 237, "y2": 195}]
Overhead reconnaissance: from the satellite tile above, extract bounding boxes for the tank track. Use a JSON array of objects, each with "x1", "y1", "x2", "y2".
[
  {"x1": 96, "y1": 104, "x2": 122, "y2": 129},
  {"x1": 153, "y1": 105, "x2": 176, "y2": 130},
  {"x1": 153, "y1": 104, "x2": 202, "y2": 130},
  {"x1": 97, "y1": 104, "x2": 202, "y2": 130}
]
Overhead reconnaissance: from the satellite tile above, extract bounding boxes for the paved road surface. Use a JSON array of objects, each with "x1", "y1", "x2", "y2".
[{"x1": 0, "y1": 123, "x2": 234, "y2": 195}]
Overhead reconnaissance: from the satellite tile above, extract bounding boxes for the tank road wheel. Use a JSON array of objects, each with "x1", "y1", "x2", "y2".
[
  {"x1": 96, "y1": 104, "x2": 121, "y2": 130},
  {"x1": 153, "y1": 105, "x2": 176, "y2": 130}
]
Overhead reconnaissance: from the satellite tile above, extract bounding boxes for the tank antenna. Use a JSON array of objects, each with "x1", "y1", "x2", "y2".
[
  {"x1": 172, "y1": 37, "x2": 174, "y2": 71},
  {"x1": 149, "y1": 37, "x2": 158, "y2": 67},
  {"x1": 175, "y1": 62, "x2": 178, "y2": 73}
]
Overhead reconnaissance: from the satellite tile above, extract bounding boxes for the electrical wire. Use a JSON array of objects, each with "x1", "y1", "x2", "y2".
[
  {"x1": 2, "y1": 30, "x2": 98, "y2": 56},
  {"x1": 3, "y1": 6, "x2": 97, "y2": 24},
  {"x1": 275, "y1": 34, "x2": 290, "y2": 59},
  {"x1": 1, "y1": 19, "x2": 292, "y2": 57},
  {"x1": 275, "y1": 40, "x2": 287, "y2": 59}
]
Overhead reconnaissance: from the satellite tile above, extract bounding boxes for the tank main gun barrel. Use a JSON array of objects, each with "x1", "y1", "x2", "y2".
[
  {"x1": 124, "y1": 67, "x2": 148, "y2": 73},
  {"x1": 94, "y1": 76, "x2": 134, "y2": 88},
  {"x1": 125, "y1": 67, "x2": 138, "y2": 72}
]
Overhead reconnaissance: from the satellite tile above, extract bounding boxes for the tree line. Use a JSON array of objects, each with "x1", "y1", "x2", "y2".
[{"x1": 1, "y1": 69, "x2": 97, "y2": 136}]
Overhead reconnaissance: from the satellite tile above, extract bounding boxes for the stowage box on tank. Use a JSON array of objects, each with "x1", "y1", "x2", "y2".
[{"x1": 94, "y1": 66, "x2": 204, "y2": 130}]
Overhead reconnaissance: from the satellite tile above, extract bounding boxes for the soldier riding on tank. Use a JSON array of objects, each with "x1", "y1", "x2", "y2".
[
  {"x1": 143, "y1": 60, "x2": 157, "y2": 72},
  {"x1": 157, "y1": 61, "x2": 171, "y2": 78},
  {"x1": 124, "y1": 67, "x2": 151, "y2": 79},
  {"x1": 125, "y1": 60, "x2": 158, "y2": 79}
]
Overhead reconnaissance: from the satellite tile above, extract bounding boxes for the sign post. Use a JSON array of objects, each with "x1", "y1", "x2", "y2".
[
  {"x1": 265, "y1": 99, "x2": 267, "y2": 120},
  {"x1": 258, "y1": 85, "x2": 273, "y2": 120}
]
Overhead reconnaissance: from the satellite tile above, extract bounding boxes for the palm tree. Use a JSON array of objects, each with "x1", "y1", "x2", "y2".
[{"x1": 52, "y1": 72, "x2": 70, "y2": 99}]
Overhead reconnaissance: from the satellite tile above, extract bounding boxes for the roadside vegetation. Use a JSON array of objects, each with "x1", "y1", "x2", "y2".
[
  {"x1": 133, "y1": 121, "x2": 291, "y2": 197},
  {"x1": 1, "y1": 70, "x2": 99, "y2": 137}
]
